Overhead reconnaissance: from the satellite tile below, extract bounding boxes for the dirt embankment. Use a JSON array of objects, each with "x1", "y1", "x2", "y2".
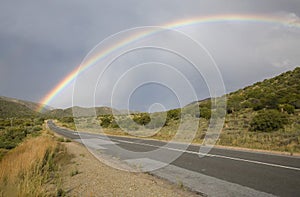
[{"x1": 61, "y1": 141, "x2": 199, "y2": 196}]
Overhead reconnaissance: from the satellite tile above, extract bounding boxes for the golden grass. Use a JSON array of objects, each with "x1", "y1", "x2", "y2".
[
  {"x1": 0, "y1": 134, "x2": 62, "y2": 196},
  {"x1": 57, "y1": 109, "x2": 300, "y2": 154}
]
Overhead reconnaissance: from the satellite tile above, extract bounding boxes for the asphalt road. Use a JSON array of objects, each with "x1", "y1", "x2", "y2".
[{"x1": 47, "y1": 120, "x2": 300, "y2": 197}]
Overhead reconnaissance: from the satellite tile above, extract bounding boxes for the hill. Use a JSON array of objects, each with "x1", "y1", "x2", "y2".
[
  {"x1": 0, "y1": 97, "x2": 39, "y2": 118},
  {"x1": 185, "y1": 67, "x2": 300, "y2": 113},
  {"x1": 81, "y1": 67, "x2": 300, "y2": 153},
  {"x1": 0, "y1": 95, "x2": 124, "y2": 119},
  {"x1": 226, "y1": 67, "x2": 300, "y2": 113},
  {"x1": 0, "y1": 96, "x2": 53, "y2": 113},
  {"x1": 2, "y1": 67, "x2": 299, "y2": 152},
  {"x1": 191, "y1": 66, "x2": 300, "y2": 152},
  {"x1": 44, "y1": 106, "x2": 121, "y2": 118}
]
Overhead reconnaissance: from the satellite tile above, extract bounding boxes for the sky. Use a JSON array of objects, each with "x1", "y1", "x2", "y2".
[{"x1": 0, "y1": 0, "x2": 300, "y2": 111}]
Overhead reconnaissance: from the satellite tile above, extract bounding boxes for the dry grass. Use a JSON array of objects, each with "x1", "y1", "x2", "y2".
[
  {"x1": 0, "y1": 134, "x2": 64, "y2": 196},
  {"x1": 57, "y1": 109, "x2": 300, "y2": 154}
]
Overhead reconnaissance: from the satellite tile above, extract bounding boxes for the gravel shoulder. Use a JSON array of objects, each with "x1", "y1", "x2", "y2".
[{"x1": 61, "y1": 141, "x2": 200, "y2": 196}]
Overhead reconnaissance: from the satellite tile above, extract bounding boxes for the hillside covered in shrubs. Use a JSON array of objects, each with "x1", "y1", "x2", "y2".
[
  {"x1": 1, "y1": 67, "x2": 300, "y2": 153},
  {"x1": 78, "y1": 67, "x2": 300, "y2": 153}
]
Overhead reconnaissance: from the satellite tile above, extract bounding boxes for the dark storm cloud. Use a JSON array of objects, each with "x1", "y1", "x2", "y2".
[{"x1": 0, "y1": 0, "x2": 299, "y2": 110}]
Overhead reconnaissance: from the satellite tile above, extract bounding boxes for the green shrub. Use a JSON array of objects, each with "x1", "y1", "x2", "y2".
[
  {"x1": 227, "y1": 95, "x2": 244, "y2": 112},
  {"x1": 32, "y1": 126, "x2": 42, "y2": 132},
  {"x1": 133, "y1": 113, "x2": 151, "y2": 126},
  {"x1": 0, "y1": 119, "x2": 11, "y2": 127},
  {"x1": 0, "y1": 127, "x2": 28, "y2": 149},
  {"x1": 167, "y1": 109, "x2": 181, "y2": 121},
  {"x1": 99, "y1": 115, "x2": 112, "y2": 128},
  {"x1": 110, "y1": 119, "x2": 120, "y2": 128},
  {"x1": 282, "y1": 104, "x2": 295, "y2": 114},
  {"x1": 250, "y1": 110, "x2": 288, "y2": 132},
  {"x1": 199, "y1": 107, "x2": 211, "y2": 120},
  {"x1": 57, "y1": 137, "x2": 65, "y2": 142},
  {"x1": 60, "y1": 117, "x2": 74, "y2": 123}
]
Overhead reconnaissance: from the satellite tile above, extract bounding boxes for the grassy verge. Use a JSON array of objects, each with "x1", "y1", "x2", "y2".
[
  {"x1": 0, "y1": 117, "x2": 45, "y2": 159},
  {"x1": 0, "y1": 133, "x2": 68, "y2": 196},
  {"x1": 56, "y1": 108, "x2": 300, "y2": 154}
]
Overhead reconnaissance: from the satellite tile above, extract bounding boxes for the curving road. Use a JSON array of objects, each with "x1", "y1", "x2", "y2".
[{"x1": 47, "y1": 120, "x2": 300, "y2": 197}]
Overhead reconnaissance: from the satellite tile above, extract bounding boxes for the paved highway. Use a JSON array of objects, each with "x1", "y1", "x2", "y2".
[{"x1": 47, "y1": 120, "x2": 300, "y2": 197}]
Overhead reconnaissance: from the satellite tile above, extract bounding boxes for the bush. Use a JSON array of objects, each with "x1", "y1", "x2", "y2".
[
  {"x1": 250, "y1": 110, "x2": 288, "y2": 132},
  {"x1": 0, "y1": 128, "x2": 25, "y2": 149},
  {"x1": 60, "y1": 117, "x2": 74, "y2": 123},
  {"x1": 133, "y1": 113, "x2": 151, "y2": 126},
  {"x1": 32, "y1": 126, "x2": 42, "y2": 132},
  {"x1": 282, "y1": 104, "x2": 295, "y2": 114},
  {"x1": 99, "y1": 115, "x2": 113, "y2": 128},
  {"x1": 167, "y1": 109, "x2": 181, "y2": 121},
  {"x1": 227, "y1": 95, "x2": 244, "y2": 112},
  {"x1": 199, "y1": 107, "x2": 211, "y2": 120},
  {"x1": 110, "y1": 119, "x2": 120, "y2": 128}
]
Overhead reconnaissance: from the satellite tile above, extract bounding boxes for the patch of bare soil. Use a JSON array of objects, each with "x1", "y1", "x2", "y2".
[{"x1": 61, "y1": 141, "x2": 199, "y2": 196}]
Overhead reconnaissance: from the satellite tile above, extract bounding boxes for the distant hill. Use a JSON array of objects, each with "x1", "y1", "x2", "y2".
[
  {"x1": 44, "y1": 106, "x2": 121, "y2": 118},
  {"x1": 0, "y1": 96, "x2": 53, "y2": 113},
  {"x1": 0, "y1": 97, "x2": 39, "y2": 118},
  {"x1": 0, "y1": 95, "x2": 130, "y2": 119}
]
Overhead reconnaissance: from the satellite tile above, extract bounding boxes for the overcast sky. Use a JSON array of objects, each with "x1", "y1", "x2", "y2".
[{"x1": 1, "y1": 0, "x2": 300, "y2": 111}]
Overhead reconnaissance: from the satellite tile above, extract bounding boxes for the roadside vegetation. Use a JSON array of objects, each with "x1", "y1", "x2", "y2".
[
  {"x1": 0, "y1": 134, "x2": 68, "y2": 196},
  {"x1": 0, "y1": 117, "x2": 45, "y2": 159},
  {"x1": 0, "y1": 97, "x2": 196, "y2": 197},
  {"x1": 0, "y1": 67, "x2": 298, "y2": 196},
  {"x1": 0, "y1": 115, "x2": 71, "y2": 196},
  {"x1": 1, "y1": 67, "x2": 299, "y2": 165},
  {"x1": 57, "y1": 67, "x2": 300, "y2": 153}
]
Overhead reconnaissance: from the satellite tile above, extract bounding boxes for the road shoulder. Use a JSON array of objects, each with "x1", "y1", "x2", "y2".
[{"x1": 60, "y1": 141, "x2": 200, "y2": 196}]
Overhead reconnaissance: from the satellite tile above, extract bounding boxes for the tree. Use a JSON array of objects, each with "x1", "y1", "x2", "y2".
[
  {"x1": 199, "y1": 107, "x2": 211, "y2": 120},
  {"x1": 100, "y1": 115, "x2": 112, "y2": 128},
  {"x1": 278, "y1": 104, "x2": 295, "y2": 114},
  {"x1": 227, "y1": 95, "x2": 244, "y2": 113},
  {"x1": 167, "y1": 109, "x2": 181, "y2": 121},
  {"x1": 133, "y1": 113, "x2": 151, "y2": 126},
  {"x1": 250, "y1": 110, "x2": 288, "y2": 132},
  {"x1": 60, "y1": 117, "x2": 74, "y2": 123}
]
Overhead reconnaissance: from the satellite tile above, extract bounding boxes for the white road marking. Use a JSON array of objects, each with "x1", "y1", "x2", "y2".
[
  {"x1": 76, "y1": 138, "x2": 119, "y2": 150},
  {"x1": 53, "y1": 122, "x2": 300, "y2": 172},
  {"x1": 153, "y1": 164, "x2": 276, "y2": 197},
  {"x1": 104, "y1": 137, "x2": 300, "y2": 171}
]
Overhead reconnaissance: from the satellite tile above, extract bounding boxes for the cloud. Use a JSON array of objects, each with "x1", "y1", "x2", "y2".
[
  {"x1": 272, "y1": 59, "x2": 293, "y2": 68},
  {"x1": 0, "y1": 0, "x2": 300, "y2": 110},
  {"x1": 285, "y1": 12, "x2": 300, "y2": 26}
]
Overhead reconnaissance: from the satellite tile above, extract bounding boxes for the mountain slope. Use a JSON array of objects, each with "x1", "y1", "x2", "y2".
[
  {"x1": 56, "y1": 67, "x2": 300, "y2": 152},
  {"x1": 0, "y1": 96, "x2": 53, "y2": 113},
  {"x1": 226, "y1": 67, "x2": 300, "y2": 113},
  {"x1": 44, "y1": 106, "x2": 121, "y2": 118},
  {"x1": 0, "y1": 97, "x2": 39, "y2": 118},
  {"x1": 185, "y1": 67, "x2": 300, "y2": 115}
]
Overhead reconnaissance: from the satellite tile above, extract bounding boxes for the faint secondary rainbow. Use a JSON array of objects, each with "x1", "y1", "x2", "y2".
[{"x1": 38, "y1": 14, "x2": 300, "y2": 112}]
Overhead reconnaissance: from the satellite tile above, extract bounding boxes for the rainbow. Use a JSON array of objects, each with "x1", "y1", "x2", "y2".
[{"x1": 38, "y1": 14, "x2": 300, "y2": 112}]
